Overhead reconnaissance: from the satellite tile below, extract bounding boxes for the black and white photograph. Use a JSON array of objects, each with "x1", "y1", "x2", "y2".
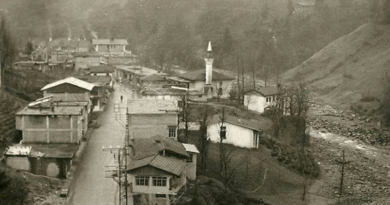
[{"x1": 0, "y1": 0, "x2": 389, "y2": 204}]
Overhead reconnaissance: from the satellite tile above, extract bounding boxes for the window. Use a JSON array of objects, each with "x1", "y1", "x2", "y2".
[
  {"x1": 187, "y1": 154, "x2": 193, "y2": 162},
  {"x1": 152, "y1": 177, "x2": 167, "y2": 186},
  {"x1": 135, "y1": 176, "x2": 149, "y2": 186},
  {"x1": 168, "y1": 127, "x2": 176, "y2": 138},
  {"x1": 266, "y1": 97, "x2": 269, "y2": 102}
]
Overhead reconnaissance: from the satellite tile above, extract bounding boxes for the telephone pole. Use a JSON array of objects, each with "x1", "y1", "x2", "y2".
[{"x1": 103, "y1": 146, "x2": 128, "y2": 205}]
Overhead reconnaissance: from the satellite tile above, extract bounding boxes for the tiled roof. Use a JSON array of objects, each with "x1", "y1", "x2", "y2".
[
  {"x1": 41, "y1": 77, "x2": 95, "y2": 91},
  {"x1": 130, "y1": 135, "x2": 188, "y2": 160},
  {"x1": 16, "y1": 105, "x2": 83, "y2": 116},
  {"x1": 128, "y1": 155, "x2": 187, "y2": 176},
  {"x1": 89, "y1": 65, "x2": 115, "y2": 73},
  {"x1": 182, "y1": 144, "x2": 200, "y2": 154},
  {"x1": 92, "y1": 39, "x2": 128, "y2": 45},
  {"x1": 179, "y1": 70, "x2": 234, "y2": 81},
  {"x1": 209, "y1": 114, "x2": 263, "y2": 132},
  {"x1": 127, "y1": 99, "x2": 178, "y2": 114}
]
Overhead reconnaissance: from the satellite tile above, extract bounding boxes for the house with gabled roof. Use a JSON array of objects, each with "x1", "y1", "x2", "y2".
[
  {"x1": 208, "y1": 114, "x2": 263, "y2": 149},
  {"x1": 127, "y1": 135, "x2": 194, "y2": 204},
  {"x1": 179, "y1": 42, "x2": 234, "y2": 99},
  {"x1": 41, "y1": 77, "x2": 94, "y2": 102},
  {"x1": 92, "y1": 38, "x2": 130, "y2": 57},
  {"x1": 244, "y1": 86, "x2": 279, "y2": 114}
]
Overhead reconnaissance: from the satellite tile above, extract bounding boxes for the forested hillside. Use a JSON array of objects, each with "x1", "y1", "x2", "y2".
[{"x1": 0, "y1": 0, "x2": 377, "y2": 76}]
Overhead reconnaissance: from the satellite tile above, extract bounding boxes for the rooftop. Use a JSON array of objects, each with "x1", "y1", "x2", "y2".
[
  {"x1": 88, "y1": 65, "x2": 115, "y2": 73},
  {"x1": 41, "y1": 77, "x2": 95, "y2": 91},
  {"x1": 140, "y1": 74, "x2": 166, "y2": 82},
  {"x1": 5, "y1": 144, "x2": 78, "y2": 158},
  {"x1": 115, "y1": 65, "x2": 159, "y2": 77},
  {"x1": 141, "y1": 88, "x2": 203, "y2": 96},
  {"x1": 27, "y1": 143, "x2": 78, "y2": 158},
  {"x1": 182, "y1": 144, "x2": 200, "y2": 154},
  {"x1": 245, "y1": 86, "x2": 279, "y2": 96},
  {"x1": 130, "y1": 135, "x2": 189, "y2": 160},
  {"x1": 127, "y1": 99, "x2": 178, "y2": 114},
  {"x1": 92, "y1": 39, "x2": 128, "y2": 45},
  {"x1": 210, "y1": 114, "x2": 263, "y2": 132},
  {"x1": 179, "y1": 70, "x2": 234, "y2": 81},
  {"x1": 77, "y1": 76, "x2": 112, "y2": 86},
  {"x1": 16, "y1": 105, "x2": 83, "y2": 116},
  {"x1": 128, "y1": 154, "x2": 187, "y2": 176},
  {"x1": 128, "y1": 135, "x2": 188, "y2": 176}
]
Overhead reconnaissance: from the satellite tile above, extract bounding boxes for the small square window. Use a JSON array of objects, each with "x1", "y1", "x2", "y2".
[{"x1": 168, "y1": 127, "x2": 176, "y2": 138}]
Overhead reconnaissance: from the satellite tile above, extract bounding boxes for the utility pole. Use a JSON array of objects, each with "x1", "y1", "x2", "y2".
[
  {"x1": 338, "y1": 149, "x2": 345, "y2": 202},
  {"x1": 103, "y1": 146, "x2": 125, "y2": 205}
]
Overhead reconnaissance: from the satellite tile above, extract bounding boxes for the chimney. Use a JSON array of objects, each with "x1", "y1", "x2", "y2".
[
  {"x1": 49, "y1": 37, "x2": 52, "y2": 42},
  {"x1": 204, "y1": 41, "x2": 213, "y2": 85}
]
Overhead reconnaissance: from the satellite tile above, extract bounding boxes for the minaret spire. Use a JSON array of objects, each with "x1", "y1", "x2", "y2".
[
  {"x1": 207, "y1": 41, "x2": 212, "y2": 58},
  {"x1": 205, "y1": 41, "x2": 214, "y2": 86}
]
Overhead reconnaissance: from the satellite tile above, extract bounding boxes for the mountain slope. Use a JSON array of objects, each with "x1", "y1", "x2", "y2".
[{"x1": 282, "y1": 23, "x2": 390, "y2": 109}]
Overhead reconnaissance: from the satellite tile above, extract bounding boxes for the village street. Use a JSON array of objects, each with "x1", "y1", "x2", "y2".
[{"x1": 66, "y1": 83, "x2": 131, "y2": 205}]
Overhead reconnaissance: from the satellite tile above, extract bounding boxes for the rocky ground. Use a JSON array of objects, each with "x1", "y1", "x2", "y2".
[{"x1": 307, "y1": 102, "x2": 390, "y2": 204}]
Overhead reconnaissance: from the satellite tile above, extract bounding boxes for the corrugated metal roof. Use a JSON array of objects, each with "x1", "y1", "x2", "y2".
[
  {"x1": 179, "y1": 70, "x2": 234, "y2": 81},
  {"x1": 150, "y1": 155, "x2": 187, "y2": 176},
  {"x1": 25, "y1": 143, "x2": 78, "y2": 158},
  {"x1": 92, "y1": 39, "x2": 128, "y2": 45},
  {"x1": 128, "y1": 155, "x2": 187, "y2": 176},
  {"x1": 127, "y1": 99, "x2": 178, "y2": 114},
  {"x1": 41, "y1": 77, "x2": 95, "y2": 91},
  {"x1": 182, "y1": 144, "x2": 200, "y2": 154}
]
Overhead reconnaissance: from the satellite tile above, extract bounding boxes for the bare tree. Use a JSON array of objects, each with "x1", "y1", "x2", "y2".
[
  {"x1": 0, "y1": 14, "x2": 16, "y2": 87},
  {"x1": 181, "y1": 94, "x2": 191, "y2": 143},
  {"x1": 268, "y1": 84, "x2": 286, "y2": 138},
  {"x1": 198, "y1": 106, "x2": 213, "y2": 173}
]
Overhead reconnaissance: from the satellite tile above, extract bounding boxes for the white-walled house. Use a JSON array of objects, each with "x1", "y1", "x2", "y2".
[
  {"x1": 244, "y1": 87, "x2": 279, "y2": 114},
  {"x1": 182, "y1": 143, "x2": 199, "y2": 180},
  {"x1": 208, "y1": 115, "x2": 263, "y2": 149}
]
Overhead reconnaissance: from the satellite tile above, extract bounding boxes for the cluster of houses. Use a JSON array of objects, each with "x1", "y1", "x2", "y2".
[
  {"x1": 15, "y1": 37, "x2": 137, "y2": 72},
  {"x1": 5, "y1": 38, "x2": 284, "y2": 204},
  {"x1": 5, "y1": 76, "x2": 98, "y2": 178}
]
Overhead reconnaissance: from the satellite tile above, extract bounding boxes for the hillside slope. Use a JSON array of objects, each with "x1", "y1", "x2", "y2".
[{"x1": 282, "y1": 23, "x2": 390, "y2": 109}]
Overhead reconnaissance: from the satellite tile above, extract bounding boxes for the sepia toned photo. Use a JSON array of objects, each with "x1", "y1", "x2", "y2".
[{"x1": 0, "y1": 0, "x2": 389, "y2": 204}]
